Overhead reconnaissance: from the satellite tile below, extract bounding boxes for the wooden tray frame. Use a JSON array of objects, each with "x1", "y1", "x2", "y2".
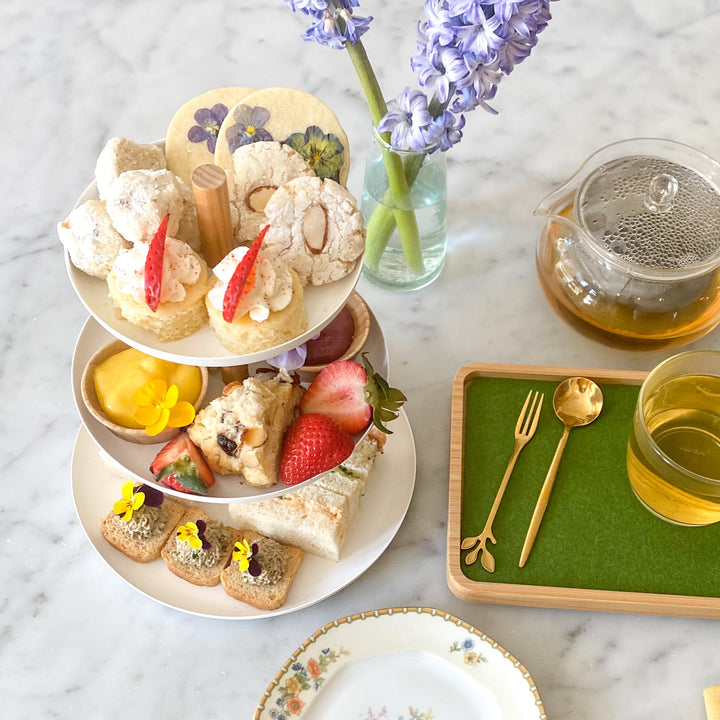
[{"x1": 447, "y1": 362, "x2": 720, "y2": 618}]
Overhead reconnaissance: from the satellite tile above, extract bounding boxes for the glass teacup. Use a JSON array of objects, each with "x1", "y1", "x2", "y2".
[{"x1": 627, "y1": 350, "x2": 720, "y2": 525}]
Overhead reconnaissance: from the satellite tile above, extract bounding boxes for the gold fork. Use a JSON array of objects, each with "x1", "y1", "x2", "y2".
[{"x1": 461, "y1": 390, "x2": 544, "y2": 572}]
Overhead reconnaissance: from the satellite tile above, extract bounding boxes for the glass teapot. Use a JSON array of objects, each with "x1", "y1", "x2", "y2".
[{"x1": 535, "y1": 138, "x2": 720, "y2": 349}]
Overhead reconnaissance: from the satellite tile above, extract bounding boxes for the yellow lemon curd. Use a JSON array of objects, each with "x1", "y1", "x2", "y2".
[{"x1": 93, "y1": 347, "x2": 202, "y2": 429}]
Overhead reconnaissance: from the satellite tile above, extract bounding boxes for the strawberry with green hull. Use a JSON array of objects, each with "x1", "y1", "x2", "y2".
[
  {"x1": 299, "y1": 353, "x2": 407, "y2": 434},
  {"x1": 150, "y1": 431, "x2": 215, "y2": 495},
  {"x1": 280, "y1": 413, "x2": 355, "y2": 486}
]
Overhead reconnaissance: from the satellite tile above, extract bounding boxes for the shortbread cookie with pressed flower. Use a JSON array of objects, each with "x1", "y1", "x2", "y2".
[
  {"x1": 95, "y1": 137, "x2": 167, "y2": 200},
  {"x1": 161, "y1": 507, "x2": 241, "y2": 587},
  {"x1": 262, "y1": 175, "x2": 365, "y2": 285},
  {"x1": 107, "y1": 231, "x2": 210, "y2": 342},
  {"x1": 165, "y1": 86, "x2": 255, "y2": 186},
  {"x1": 105, "y1": 168, "x2": 201, "y2": 251},
  {"x1": 187, "y1": 369, "x2": 303, "y2": 486},
  {"x1": 57, "y1": 199, "x2": 130, "y2": 278},
  {"x1": 230, "y1": 141, "x2": 314, "y2": 246},
  {"x1": 214, "y1": 87, "x2": 350, "y2": 188}
]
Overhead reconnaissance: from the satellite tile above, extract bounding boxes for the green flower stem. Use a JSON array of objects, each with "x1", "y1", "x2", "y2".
[{"x1": 345, "y1": 38, "x2": 425, "y2": 274}]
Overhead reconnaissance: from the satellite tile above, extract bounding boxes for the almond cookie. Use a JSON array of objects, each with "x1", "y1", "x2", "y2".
[
  {"x1": 58, "y1": 199, "x2": 130, "y2": 278},
  {"x1": 95, "y1": 137, "x2": 166, "y2": 201},
  {"x1": 262, "y1": 176, "x2": 365, "y2": 286},
  {"x1": 231, "y1": 141, "x2": 314, "y2": 246},
  {"x1": 105, "y1": 168, "x2": 201, "y2": 251}
]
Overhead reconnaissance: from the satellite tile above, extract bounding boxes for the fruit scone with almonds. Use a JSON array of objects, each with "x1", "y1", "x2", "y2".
[
  {"x1": 107, "y1": 215, "x2": 211, "y2": 341},
  {"x1": 187, "y1": 368, "x2": 304, "y2": 487},
  {"x1": 205, "y1": 226, "x2": 308, "y2": 355}
]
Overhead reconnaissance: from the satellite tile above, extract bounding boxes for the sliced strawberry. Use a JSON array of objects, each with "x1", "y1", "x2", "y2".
[
  {"x1": 144, "y1": 214, "x2": 170, "y2": 312},
  {"x1": 299, "y1": 354, "x2": 407, "y2": 435},
  {"x1": 222, "y1": 224, "x2": 269, "y2": 322},
  {"x1": 280, "y1": 414, "x2": 354, "y2": 486},
  {"x1": 150, "y1": 431, "x2": 215, "y2": 495}
]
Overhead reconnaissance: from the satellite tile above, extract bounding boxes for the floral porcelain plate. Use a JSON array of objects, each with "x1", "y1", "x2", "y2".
[
  {"x1": 64, "y1": 158, "x2": 363, "y2": 367},
  {"x1": 71, "y1": 311, "x2": 388, "y2": 503},
  {"x1": 254, "y1": 607, "x2": 547, "y2": 719},
  {"x1": 70, "y1": 409, "x2": 415, "y2": 619}
]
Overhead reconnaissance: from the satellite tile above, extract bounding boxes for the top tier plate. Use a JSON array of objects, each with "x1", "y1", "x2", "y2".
[{"x1": 64, "y1": 162, "x2": 363, "y2": 367}]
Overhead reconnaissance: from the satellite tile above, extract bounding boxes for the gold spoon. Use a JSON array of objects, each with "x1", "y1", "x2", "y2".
[{"x1": 519, "y1": 377, "x2": 604, "y2": 568}]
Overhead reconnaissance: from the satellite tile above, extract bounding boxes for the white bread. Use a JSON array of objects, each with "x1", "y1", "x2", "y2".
[
  {"x1": 100, "y1": 495, "x2": 186, "y2": 563},
  {"x1": 161, "y1": 508, "x2": 240, "y2": 586},
  {"x1": 228, "y1": 431, "x2": 385, "y2": 560},
  {"x1": 220, "y1": 529, "x2": 303, "y2": 610}
]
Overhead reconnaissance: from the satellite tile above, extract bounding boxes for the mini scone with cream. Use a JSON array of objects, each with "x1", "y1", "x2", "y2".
[
  {"x1": 187, "y1": 369, "x2": 303, "y2": 487},
  {"x1": 107, "y1": 218, "x2": 210, "y2": 342},
  {"x1": 261, "y1": 175, "x2": 365, "y2": 286},
  {"x1": 204, "y1": 228, "x2": 307, "y2": 355}
]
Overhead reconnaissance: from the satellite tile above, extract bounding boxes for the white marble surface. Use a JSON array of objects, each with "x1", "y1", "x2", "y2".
[{"x1": 4, "y1": 0, "x2": 720, "y2": 717}]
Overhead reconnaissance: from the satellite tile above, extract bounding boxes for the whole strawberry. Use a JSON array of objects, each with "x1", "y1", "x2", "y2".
[
  {"x1": 300, "y1": 353, "x2": 407, "y2": 434},
  {"x1": 280, "y1": 413, "x2": 354, "y2": 486}
]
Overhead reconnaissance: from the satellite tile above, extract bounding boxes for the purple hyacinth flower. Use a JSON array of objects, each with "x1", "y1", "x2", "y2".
[
  {"x1": 187, "y1": 103, "x2": 229, "y2": 154},
  {"x1": 266, "y1": 343, "x2": 309, "y2": 371},
  {"x1": 378, "y1": 88, "x2": 434, "y2": 152}
]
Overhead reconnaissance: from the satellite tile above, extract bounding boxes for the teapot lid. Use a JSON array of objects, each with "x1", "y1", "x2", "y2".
[{"x1": 577, "y1": 143, "x2": 720, "y2": 271}]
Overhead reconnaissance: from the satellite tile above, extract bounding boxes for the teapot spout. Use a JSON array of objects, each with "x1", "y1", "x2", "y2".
[{"x1": 534, "y1": 179, "x2": 576, "y2": 218}]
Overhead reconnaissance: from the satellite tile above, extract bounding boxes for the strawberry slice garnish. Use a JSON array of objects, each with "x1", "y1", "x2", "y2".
[
  {"x1": 222, "y1": 224, "x2": 269, "y2": 322},
  {"x1": 299, "y1": 353, "x2": 407, "y2": 435},
  {"x1": 144, "y1": 214, "x2": 170, "y2": 312},
  {"x1": 150, "y1": 430, "x2": 215, "y2": 495},
  {"x1": 280, "y1": 413, "x2": 354, "y2": 486}
]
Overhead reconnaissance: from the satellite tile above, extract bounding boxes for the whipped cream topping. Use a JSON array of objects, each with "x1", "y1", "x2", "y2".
[
  {"x1": 207, "y1": 247, "x2": 294, "y2": 322},
  {"x1": 111, "y1": 237, "x2": 202, "y2": 304}
]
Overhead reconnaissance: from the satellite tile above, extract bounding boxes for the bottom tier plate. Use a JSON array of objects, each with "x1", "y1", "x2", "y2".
[{"x1": 71, "y1": 408, "x2": 416, "y2": 619}]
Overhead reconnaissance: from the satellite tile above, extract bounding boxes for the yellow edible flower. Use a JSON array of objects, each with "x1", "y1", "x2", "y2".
[
  {"x1": 132, "y1": 378, "x2": 196, "y2": 436},
  {"x1": 232, "y1": 539, "x2": 254, "y2": 571},
  {"x1": 176, "y1": 521, "x2": 203, "y2": 549},
  {"x1": 113, "y1": 481, "x2": 145, "y2": 522}
]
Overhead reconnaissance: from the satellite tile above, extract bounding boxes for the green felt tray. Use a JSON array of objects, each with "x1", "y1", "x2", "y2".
[{"x1": 446, "y1": 363, "x2": 720, "y2": 618}]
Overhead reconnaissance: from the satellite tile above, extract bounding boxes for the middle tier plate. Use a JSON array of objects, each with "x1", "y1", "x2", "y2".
[{"x1": 71, "y1": 310, "x2": 389, "y2": 503}]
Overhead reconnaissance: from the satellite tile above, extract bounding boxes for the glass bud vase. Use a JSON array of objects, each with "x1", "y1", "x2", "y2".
[{"x1": 360, "y1": 129, "x2": 447, "y2": 291}]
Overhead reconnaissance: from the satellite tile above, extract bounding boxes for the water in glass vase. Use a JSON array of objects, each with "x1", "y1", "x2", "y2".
[{"x1": 361, "y1": 138, "x2": 447, "y2": 292}]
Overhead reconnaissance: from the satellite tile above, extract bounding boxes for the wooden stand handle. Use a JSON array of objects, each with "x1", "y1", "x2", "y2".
[
  {"x1": 191, "y1": 164, "x2": 234, "y2": 267},
  {"x1": 705, "y1": 686, "x2": 720, "y2": 720}
]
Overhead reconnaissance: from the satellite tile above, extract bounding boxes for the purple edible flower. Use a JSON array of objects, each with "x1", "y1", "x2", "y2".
[
  {"x1": 225, "y1": 105, "x2": 273, "y2": 153},
  {"x1": 266, "y1": 343, "x2": 308, "y2": 371},
  {"x1": 196, "y1": 519, "x2": 212, "y2": 550},
  {"x1": 137, "y1": 483, "x2": 164, "y2": 508},
  {"x1": 187, "y1": 104, "x2": 229, "y2": 153}
]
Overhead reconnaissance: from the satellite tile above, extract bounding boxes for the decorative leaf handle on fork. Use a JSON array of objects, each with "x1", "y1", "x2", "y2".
[{"x1": 461, "y1": 390, "x2": 544, "y2": 572}]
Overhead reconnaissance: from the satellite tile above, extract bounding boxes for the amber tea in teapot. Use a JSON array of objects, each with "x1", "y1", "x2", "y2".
[{"x1": 536, "y1": 139, "x2": 720, "y2": 349}]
